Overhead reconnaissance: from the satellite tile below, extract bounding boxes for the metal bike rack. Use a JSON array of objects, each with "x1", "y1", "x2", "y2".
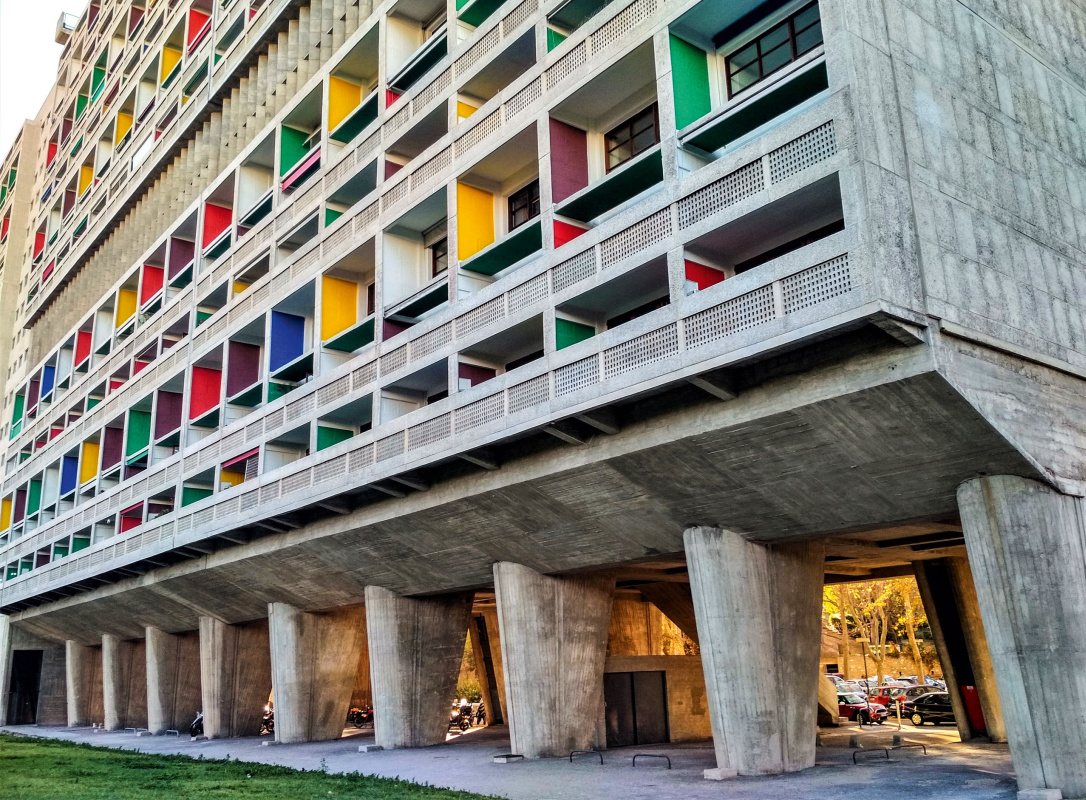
[{"x1": 632, "y1": 753, "x2": 671, "y2": 769}]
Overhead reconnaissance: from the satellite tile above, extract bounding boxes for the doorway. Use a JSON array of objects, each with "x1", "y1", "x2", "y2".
[
  {"x1": 604, "y1": 670, "x2": 669, "y2": 747},
  {"x1": 7, "y1": 650, "x2": 44, "y2": 725}
]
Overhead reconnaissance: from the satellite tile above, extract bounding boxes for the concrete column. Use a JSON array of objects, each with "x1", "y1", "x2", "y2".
[
  {"x1": 946, "y1": 556, "x2": 1007, "y2": 743},
  {"x1": 36, "y1": 646, "x2": 68, "y2": 725},
  {"x1": 608, "y1": 594, "x2": 657, "y2": 656},
  {"x1": 685, "y1": 526, "x2": 823, "y2": 778},
  {"x1": 349, "y1": 612, "x2": 372, "y2": 711},
  {"x1": 268, "y1": 603, "x2": 368, "y2": 744},
  {"x1": 66, "y1": 641, "x2": 103, "y2": 727},
  {"x1": 478, "y1": 606, "x2": 508, "y2": 723},
  {"x1": 493, "y1": 562, "x2": 614, "y2": 759},
  {"x1": 0, "y1": 616, "x2": 10, "y2": 727},
  {"x1": 101, "y1": 635, "x2": 147, "y2": 731},
  {"x1": 468, "y1": 612, "x2": 502, "y2": 725},
  {"x1": 145, "y1": 628, "x2": 201, "y2": 735},
  {"x1": 365, "y1": 586, "x2": 473, "y2": 749},
  {"x1": 958, "y1": 475, "x2": 1086, "y2": 799},
  {"x1": 198, "y1": 617, "x2": 272, "y2": 739}
]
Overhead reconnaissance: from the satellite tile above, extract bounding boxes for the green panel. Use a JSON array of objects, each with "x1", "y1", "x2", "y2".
[
  {"x1": 70, "y1": 136, "x2": 83, "y2": 158},
  {"x1": 196, "y1": 309, "x2": 213, "y2": 326},
  {"x1": 317, "y1": 426, "x2": 354, "y2": 452},
  {"x1": 555, "y1": 318, "x2": 595, "y2": 350},
  {"x1": 687, "y1": 63, "x2": 829, "y2": 153},
  {"x1": 459, "y1": 0, "x2": 505, "y2": 27},
  {"x1": 53, "y1": 544, "x2": 69, "y2": 559},
  {"x1": 239, "y1": 193, "x2": 273, "y2": 227},
  {"x1": 557, "y1": 148, "x2": 663, "y2": 222},
  {"x1": 267, "y1": 381, "x2": 297, "y2": 402},
  {"x1": 181, "y1": 486, "x2": 213, "y2": 506},
  {"x1": 546, "y1": 28, "x2": 568, "y2": 51},
  {"x1": 396, "y1": 282, "x2": 448, "y2": 318},
  {"x1": 28, "y1": 480, "x2": 42, "y2": 515},
  {"x1": 549, "y1": 0, "x2": 612, "y2": 29},
  {"x1": 92, "y1": 66, "x2": 105, "y2": 94},
  {"x1": 329, "y1": 93, "x2": 379, "y2": 144},
  {"x1": 324, "y1": 317, "x2": 375, "y2": 353},
  {"x1": 670, "y1": 35, "x2": 712, "y2": 129},
  {"x1": 86, "y1": 396, "x2": 102, "y2": 410},
  {"x1": 126, "y1": 410, "x2": 151, "y2": 456},
  {"x1": 280, "y1": 126, "x2": 311, "y2": 177},
  {"x1": 71, "y1": 537, "x2": 90, "y2": 552},
  {"x1": 11, "y1": 394, "x2": 24, "y2": 424},
  {"x1": 325, "y1": 208, "x2": 343, "y2": 226},
  {"x1": 76, "y1": 94, "x2": 88, "y2": 118},
  {"x1": 461, "y1": 219, "x2": 542, "y2": 276}
]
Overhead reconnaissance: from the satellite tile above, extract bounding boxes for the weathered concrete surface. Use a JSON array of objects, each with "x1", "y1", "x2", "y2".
[
  {"x1": 637, "y1": 583, "x2": 699, "y2": 645},
  {"x1": 816, "y1": 675, "x2": 839, "y2": 727},
  {"x1": 958, "y1": 476, "x2": 1086, "y2": 799},
  {"x1": 478, "y1": 607, "x2": 508, "y2": 723},
  {"x1": 145, "y1": 627, "x2": 201, "y2": 735},
  {"x1": 468, "y1": 613, "x2": 502, "y2": 724},
  {"x1": 608, "y1": 595, "x2": 659, "y2": 656},
  {"x1": 685, "y1": 526, "x2": 823, "y2": 777},
  {"x1": 101, "y1": 635, "x2": 147, "y2": 731},
  {"x1": 66, "y1": 641, "x2": 103, "y2": 727},
  {"x1": 494, "y1": 562, "x2": 613, "y2": 759},
  {"x1": 365, "y1": 586, "x2": 472, "y2": 749},
  {"x1": 268, "y1": 603, "x2": 368, "y2": 744},
  {"x1": 604, "y1": 655, "x2": 712, "y2": 742},
  {"x1": 199, "y1": 617, "x2": 271, "y2": 739}
]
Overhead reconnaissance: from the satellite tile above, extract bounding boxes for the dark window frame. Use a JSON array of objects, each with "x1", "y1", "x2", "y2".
[
  {"x1": 507, "y1": 179, "x2": 540, "y2": 231},
  {"x1": 725, "y1": 1, "x2": 823, "y2": 100},
  {"x1": 430, "y1": 236, "x2": 448, "y2": 278},
  {"x1": 604, "y1": 103, "x2": 660, "y2": 173}
]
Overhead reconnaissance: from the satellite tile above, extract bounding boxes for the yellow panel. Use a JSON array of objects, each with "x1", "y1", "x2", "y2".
[
  {"x1": 327, "y1": 76, "x2": 363, "y2": 132},
  {"x1": 79, "y1": 165, "x2": 94, "y2": 195},
  {"x1": 233, "y1": 280, "x2": 250, "y2": 295},
  {"x1": 456, "y1": 182, "x2": 495, "y2": 261},
  {"x1": 80, "y1": 442, "x2": 100, "y2": 484},
  {"x1": 220, "y1": 469, "x2": 245, "y2": 488},
  {"x1": 457, "y1": 101, "x2": 477, "y2": 120},
  {"x1": 0, "y1": 498, "x2": 10, "y2": 531},
  {"x1": 161, "y1": 46, "x2": 182, "y2": 83},
  {"x1": 115, "y1": 112, "x2": 133, "y2": 144},
  {"x1": 115, "y1": 289, "x2": 137, "y2": 327},
  {"x1": 321, "y1": 275, "x2": 358, "y2": 340}
]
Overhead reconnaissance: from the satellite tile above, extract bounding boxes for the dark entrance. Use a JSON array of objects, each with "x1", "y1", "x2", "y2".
[
  {"x1": 7, "y1": 650, "x2": 44, "y2": 725},
  {"x1": 603, "y1": 670, "x2": 669, "y2": 747}
]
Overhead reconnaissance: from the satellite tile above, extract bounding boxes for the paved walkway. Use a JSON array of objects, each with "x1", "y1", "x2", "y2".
[{"x1": 2, "y1": 723, "x2": 1016, "y2": 799}]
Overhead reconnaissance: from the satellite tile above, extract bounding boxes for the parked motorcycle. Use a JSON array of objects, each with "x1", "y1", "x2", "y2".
[
  {"x1": 346, "y1": 706, "x2": 374, "y2": 728},
  {"x1": 190, "y1": 711, "x2": 204, "y2": 737},
  {"x1": 260, "y1": 705, "x2": 275, "y2": 734}
]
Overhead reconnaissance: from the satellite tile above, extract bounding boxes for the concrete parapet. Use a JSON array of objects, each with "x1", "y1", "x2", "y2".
[{"x1": 198, "y1": 616, "x2": 271, "y2": 739}]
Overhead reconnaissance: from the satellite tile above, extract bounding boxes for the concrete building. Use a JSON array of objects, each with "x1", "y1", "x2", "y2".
[{"x1": 0, "y1": 0, "x2": 1083, "y2": 797}]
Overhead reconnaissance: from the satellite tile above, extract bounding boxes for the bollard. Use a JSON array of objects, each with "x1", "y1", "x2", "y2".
[{"x1": 848, "y1": 734, "x2": 862, "y2": 749}]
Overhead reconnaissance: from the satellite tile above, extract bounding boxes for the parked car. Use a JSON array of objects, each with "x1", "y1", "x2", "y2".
[
  {"x1": 908, "y1": 692, "x2": 956, "y2": 726},
  {"x1": 868, "y1": 685, "x2": 909, "y2": 709},
  {"x1": 897, "y1": 685, "x2": 943, "y2": 715},
  {"x1": 838, "y1": 693, "x2": 888, "y2": 725}
]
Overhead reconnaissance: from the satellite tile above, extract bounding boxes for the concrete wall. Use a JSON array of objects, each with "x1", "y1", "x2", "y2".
[{"x1": 604, "y1": 655, "x2": 711, "y2": 743}]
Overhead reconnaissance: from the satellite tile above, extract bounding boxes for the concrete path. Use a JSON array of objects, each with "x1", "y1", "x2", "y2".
[{"x1": 2, "y1": 723, "x2": 1016, "y2": 799}]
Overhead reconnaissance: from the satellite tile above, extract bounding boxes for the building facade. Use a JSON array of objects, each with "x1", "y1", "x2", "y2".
[{"x1": 0, "y1": 0, "x2": 1084, "y2": 796}]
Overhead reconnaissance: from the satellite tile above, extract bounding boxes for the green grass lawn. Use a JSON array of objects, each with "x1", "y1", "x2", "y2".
[{"x1": 0, "y1": 734, "x2": 496, "y2": 800}]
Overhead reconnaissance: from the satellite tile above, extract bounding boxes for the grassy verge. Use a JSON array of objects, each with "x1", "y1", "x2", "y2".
[{"x1": 0, "y1": 733, "x2": 496, "y2": 800}]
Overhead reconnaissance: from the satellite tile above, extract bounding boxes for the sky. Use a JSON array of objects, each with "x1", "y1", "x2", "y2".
[{"x1": 0, "y1": 0, "x2": 84, "y2": 158}]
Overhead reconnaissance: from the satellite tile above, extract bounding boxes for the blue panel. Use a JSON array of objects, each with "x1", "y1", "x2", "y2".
[
  {"x1": 61, "y1": 455, "x2": 78, "y2": 495},
  {"x1": 269, "y1": 311, "x2": 306, "y2": 372},
  {"x1": 41, "y1": 365, "x2": 56, "y2": 397}
]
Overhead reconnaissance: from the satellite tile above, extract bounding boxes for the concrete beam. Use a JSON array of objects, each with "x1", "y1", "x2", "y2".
[
  {"x1": 493, "y1": 562, "x2": 613, "y2": 759},
  {"x1": 101, "y1": 635, "x2": 147, "y2": 731},
  {"x1": 145, "y1": 627, "x2": 201, "y2": 735},
  {"x1": 268, "y1": 603, "x2": 368, "y2": 744},
  {"x1": 199, "y1": 617, "x2": 271, "y2": 738},
  {"x1": 365, "y1": 586, "x2": 473, "y2": 749},
  {"x1": 688, "y1": 369, "x2": 738, "y2": 401},
  {"x1": 637, "y1": 582, "x2": 700, "y2": 646},
  {"x1": 66, "y1": 641, "x2": 103, "y2": 727},
  {"x1": 958, "y1": 476, "x2": 1086, "y2": 799},
  {"x1": 685, "y1": 526, "x2": 823, "y2": 777}
]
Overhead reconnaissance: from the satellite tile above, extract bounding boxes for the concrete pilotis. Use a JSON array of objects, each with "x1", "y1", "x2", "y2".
[
  {"x1": 958, "y1": 476, "x2": 1086, "y2": 799},
  {"x1": 365, "y1": 586, "x2": 473, "y2": 749},
  {"x1": 268, "y1": 603, "x2": 368, "y2": 744},
  {"x1": 65, "y1": 641, "x2": 103, "y2": 727},
  {"x1": 145, "y1": 628, "x2": 201, "y2": 735},
  {"x1": 198, "y1": 617, "x2": 272, "y2": 739},
  {"x1": 493, "y1": 562, "x2": 614, "y2": 759},
  {"x1": 101, "y1": 635, "x2": 147, "y2": 731},
  {"x1": 685, "y1": 526, "x2": 823, "y2": 777},
  {"x1": 478, "y1": 606, "x2": 508, "y2": 723}
]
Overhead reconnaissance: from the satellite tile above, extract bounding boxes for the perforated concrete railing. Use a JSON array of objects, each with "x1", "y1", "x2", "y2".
[
  {"x1": 0, "y1": 246, "x2": 858, "y2": 606},
  {"x1": 2, "y1": 117, "x2": 841, "y2": 565}
]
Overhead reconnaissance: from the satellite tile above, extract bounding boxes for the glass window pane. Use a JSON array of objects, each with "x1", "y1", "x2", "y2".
[
  {"x1": 730, "y1": 64, "x2": 759, "y2": 94},
  {"x1": 759, "y1": 22, "x2": 790, "y2": 52},
  {"x1": 793, "y1": 4, "x2": 820, "y2": 32},
  {"x1": 608, "y1": 141, "x2": 632, "y2": 169},
  {"x1": 795, "y1": 21, "x2": 823, "y2": 54},
  {"x1": 728, "y1": 43, "x2": 759, "y2": 72},
  {"x1": 761, "y1": 42, "x2": 792, "y2": 74},
  {"x1": 631, "y1": 127, "x2": 656, "y2": 155}
]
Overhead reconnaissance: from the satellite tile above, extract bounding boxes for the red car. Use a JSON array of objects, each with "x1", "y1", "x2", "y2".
[
  {"x1": 868, "y1": 685, "x2": 909, "y2": 710},
  {"x1": 838, "y1": 693, "x2": 888, "y2": 724}
]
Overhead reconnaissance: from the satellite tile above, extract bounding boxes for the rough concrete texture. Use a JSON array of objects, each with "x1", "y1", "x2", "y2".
[
  {"x1": 636, "y1": 583, "x2": 699, "y2": 645},
  {"x1": 101, "y1": 635, "x2": 147, "y2": 731},
  {"x1": 364, "y1": 587, "x2": 472, "y2": 749},
  {"x1": 268, "y1": 603, "x2": 368, "y2": 744},
  {"x1": 477, "y1": 607, "x2": 508, "y2": 723},
  {"x1": 607, "y1": 595, "x2": 660, "y2": 656},
  {"x1": 145, "y1": 627, "x2": 201, "y2": 735},
  {"x1": 604, "y1": 655, "x2": 711, "y2": 742},
  {"x1": 494, "y1": 562, "x2": 614, "y2": 759},
  {"x1": 199, "y1": 617, "x2": 271, "y2": 739},
  {"x1": 66, "y1": 641, "x2": 103, "y2": 728},
  {"x1": 1, "y1": 723, "x2": 1017, "y2": 800},
  {"x1": 958, "y1": 476, "x2": 1086, "y2": 798},
  {"x1": 685, "y1": 526, "x2": 824, "y2": 776}
]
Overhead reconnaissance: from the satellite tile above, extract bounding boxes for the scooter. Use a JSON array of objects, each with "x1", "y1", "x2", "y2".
[
  {"x1": 346, "y1": 706, "x2": 373, "y2": 728},
  {"x1": 260, "y1": 706, "x2": 275, "y2": 734},
  {"x1": 190, "y1": 711, "x2": 204, "y2": 737}
]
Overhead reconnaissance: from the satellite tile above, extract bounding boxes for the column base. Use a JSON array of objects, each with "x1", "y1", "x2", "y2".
[
  {"x1": 1017, "y1": 790, "x2": 1063, "y2": 800},
  {"x1": 704, "y1": 767, "x2": 738, "y2": 781}
]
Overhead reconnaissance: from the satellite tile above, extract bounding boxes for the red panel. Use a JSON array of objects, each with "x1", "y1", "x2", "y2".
[
  {"x1": 75, "y1": 330, "x2": 92, "y2": 364},
  {"x1": 385, "y1": 89, "x2": 401, "y2": 108},
  {"x1": 549, "y1": 119, "x2": 589, "y2": 203},
  {"x1": 385, "y1": 160, "x2": 403, "y2": 180},
  {"x1": 961, "y1": 686, "x2": 986, "y2": 735},
  {"x1": 1, "y1": 216, "x2": 9, "y2": 239},
  {"x1": 202, "y1": 203, "x2": 232, "y2": 249},
  {"x1": 189, "y1": 366, "x2": 222, "y2": 420},
  {"x1": 34, "y1": 231, "x2": 45, "y2": 257},
  {"x1": 187, "y1": 9, "x2": 211, "y2": 49},
  {"x1": 685, "y1": 260, "x2": 725, "y2": 290},
  {"x1": 458, "y1": 363, "x2": 496, "y2": 387},
  {"x1": 553, "y1": 220, "x2": 589, "y2": 248},
  {"x1": 120, "y1": 513, "x2": 142, "y2": 532},
  {"x1": 47, "y1": 142, "x2": 58, "y2": 166},
  {"x1": 140, "y1": 266, "x2": 164, "y2": 304},
  {"x1": 133, "y1": 359, "x2": 149, "y2": 375}
]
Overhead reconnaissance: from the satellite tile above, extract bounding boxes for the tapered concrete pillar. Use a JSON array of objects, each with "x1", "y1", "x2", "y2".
[
  {"x1": 478, "y1": 606, "x2": 508, "y2": 723},
  {"x1": 101, "y1": 635, "x2": 147, "y2": 731},
  {"x1": 349, "y1": 613, "x2": 372, "y2": 711},
  {"x1": 493, "y1": 562, "x2": 613, "y2": 759},
  {"x1": 468, "y1": 613, "x2": 502, "y2": 724},
  {"x1": 365, "y1": 587, "x2": 473, "y2": 749},
  {"x1": 685, "y1": 526, "x2": 823, "y2": 778},
  {"x1": 958, "y1": 475, "x2": 1086, "y2": 799},
  {"x1": 268, "y1": 603, "x2": 368, "y2": 744},
  {"x1": 198, "y1": 617, "x2": 272, "y2": 739},
  {"x1": 66, "y1": 641, "x2": 103, "y2": 727},
  {"x1": 145, "y1": 628, "x2": 201, "y2": 735}
]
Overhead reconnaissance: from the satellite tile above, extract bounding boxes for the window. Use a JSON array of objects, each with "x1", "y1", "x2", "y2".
[
  {"x1": 508, "y1": 180, "x2": 540, "y2": 231},
  {"x1": 725, "y1": 2, "x2": 823, "y2": 98},
  {"x1": 430, "y1": 237, "x2": 448, "y2": 278},
  {"x1": 604, "y1": 104, "x2": 659, "y2": 172}
]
